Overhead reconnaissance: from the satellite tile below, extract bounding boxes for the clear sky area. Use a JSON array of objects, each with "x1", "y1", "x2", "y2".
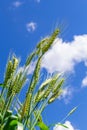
[{"x1": 0, "y1": 0, "x2": 87, "y2": 130}]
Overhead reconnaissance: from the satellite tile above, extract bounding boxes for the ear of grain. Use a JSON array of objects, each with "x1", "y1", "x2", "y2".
[
  {"x1": 39, "y1": 78, "x2": 52, "y2": 91},
  {"x1": 35, "y1": 74, "x2": 60, "y2": 102},
  {"x1": 7, "y1": 71, "x2": 26, "y2": 97},
  {"x1": 35, "y1": 78, "x2": 52, "y2": 102},
  {"x1": 53, "y1": 79, "x2": 64, "y2": 93},
  {"x1": 0, "y1": 97, "x2": 5, "y2": 112},
  {"x1": 43, "y1": 74, "x2": 60, "y2": 98},
  {"x1": 34, "y1": 90, "x2": 45, "y2": 103},
  {"x1": 36, "y1": 38, "x2": 49, "y2": 49},
  {"x1": 4, "y1": 56, "x2": 19, "y2": 88},
  {"x1": 48, "y1": 89, "x2": 62, "y2": 104},
  {"x1": 28, "y1": 57, "x2": 42, "y2": 93},
  {"x1": 7, "y1": 73, "x2": 20, "y2": 97},
  {"x1": 15, "y1": 74, "x2": 27, "y2": 94},
  {"x1": 42, "y1": 29, "x2": 60, "y2": 54},
  {"x1": 33, "y1": 57, "x2": 41, "y2": 83},
  {"x1": 4, "y1": 60, "x2": 13, "y2": 87},
  {"x1": 25, "y1": 52, "x2": 35, "y2": 66},
  {"x1": 12, "y1": 57, "x2": 19, "y2": 72},
  {"x1": 21, "y1": 93, "x2": 32, "y2": 119}
]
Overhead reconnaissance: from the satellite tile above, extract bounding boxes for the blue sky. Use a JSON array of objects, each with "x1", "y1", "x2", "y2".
[{"x1": 0, "y1": 0, "x2": 87, "y2": 130}]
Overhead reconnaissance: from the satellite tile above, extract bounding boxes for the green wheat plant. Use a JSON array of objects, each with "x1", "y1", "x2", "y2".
[{"x1": 0, "y1": 29, "x2": 67, "y2": 130}]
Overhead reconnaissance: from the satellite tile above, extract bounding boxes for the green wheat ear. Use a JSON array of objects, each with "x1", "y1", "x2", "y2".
[
  {"x1": 34, "y1": 78, "x2": 52, "y2": 102},
  {"x1": 28, "y1": 56, "x2": 42, "y2": 93},
  {"x1": 43, "y1": 74, "x2": 60, "y2": 98},
  {"x1": 39, "y1": 78, "x2": 52, "y2": 91},
  {"x1": 7, "y1": 71, "x2": 27, "y2": 97},
  {"x1": 42, "y1": 29, "x2": 60, "y2": 54},
  {"x1": 0, "y1": 97, "x2": 5, "y2": 112},
  {"x1": 33, "y1": 57, "x2": 42, "y2": 82},
  {"x1": 36, "y1": 38, "x2": 49, "y2": 49},
  {"x1": 21, "y1": 93, "x2": 32, "y2": 119},
  {"x1": 35, "y1": 73, "x2": 62, "y2": 102},
  {"x1": 48, "y1": 77, "x2": 64, "y2": 104},
  {"x1": 12, "y1": 56, "x2": 19, "y2": 72},
  {"x1": 4, "y1": 56, "x2": 19, "y2": 87},
  {"x1": 34, "y1": 90, "x2": 45, "y2": 103},
  {"x1": 36, "y1": 38, "x2": 49, "y2": 55},
  {"x1": 53, "y1": 78, "x2": 64, "y2": 93},
  {"x1": 48, "y1": 89, "x2": 63, "y2": 104},
  {"x1": 4, "y1": 60, "x2": 13, "y2": 87},
  {"x1": 36, "y1": 28, "x2": 60, "y2": 56},
  {"x1": 25, "y1": 52, "x2": 36, "y2": 66},
  {"x1": 14, "y1": 72, "x2": 27, "y2": 94}
]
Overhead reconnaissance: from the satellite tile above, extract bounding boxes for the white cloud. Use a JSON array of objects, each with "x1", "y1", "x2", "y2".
[
  {"x1": 12, "y1": 1, "x2": 23, "y2": 8},
  {"x1": 42, "y1": 35, "x2": 87, "y2": 74},
  {"x1": 81, "y1": 76, "x2": 87, "y2": 87},
  {"x1": 18, "y1": 61, "x2": 36, "y2": 75},
  {"x1": 53, "y1": 121, "x2": 75, "y2": 130},
  {"x1": 26, "y1": 61, "x2": 36, "y2": 75},
  {"x1": 59, "y1": 87, "x2": 73, "y2": 104},
  {"x1": 26, "y1": 22, "x2": 37, "y2": 32}
]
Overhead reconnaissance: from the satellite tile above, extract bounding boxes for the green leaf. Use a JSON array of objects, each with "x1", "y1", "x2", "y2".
[
  {"x1": 4, "y1": 110, "x2": 12, "y2": 118},
  {"x1": 0, "y1": 83, "x2": 3, "y2": 87},
  {"x1": 58, "y1": 123, "x2": 69, "y2": 128},
  {"x1": 67, "y1": 106, "x2": 77, "y2": 116},
  {"x1": 36, "y1": 121, "x2": 49, "y2": 130},
  {"x1": 0, "y1": 113, "x2": 3, "y2": 123},
  {"x1": 3, "y1": 115, "x2": 18, "y2": 130},
  {"x1": 48, "y1": 123, "x2": 69, "y2": 129},
  {"x1": 9, "y1": 120, "x2": 23, "y2": 130},
  {"x1": 3, "y1": 119, "x2": 23, "y2": 130}
]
